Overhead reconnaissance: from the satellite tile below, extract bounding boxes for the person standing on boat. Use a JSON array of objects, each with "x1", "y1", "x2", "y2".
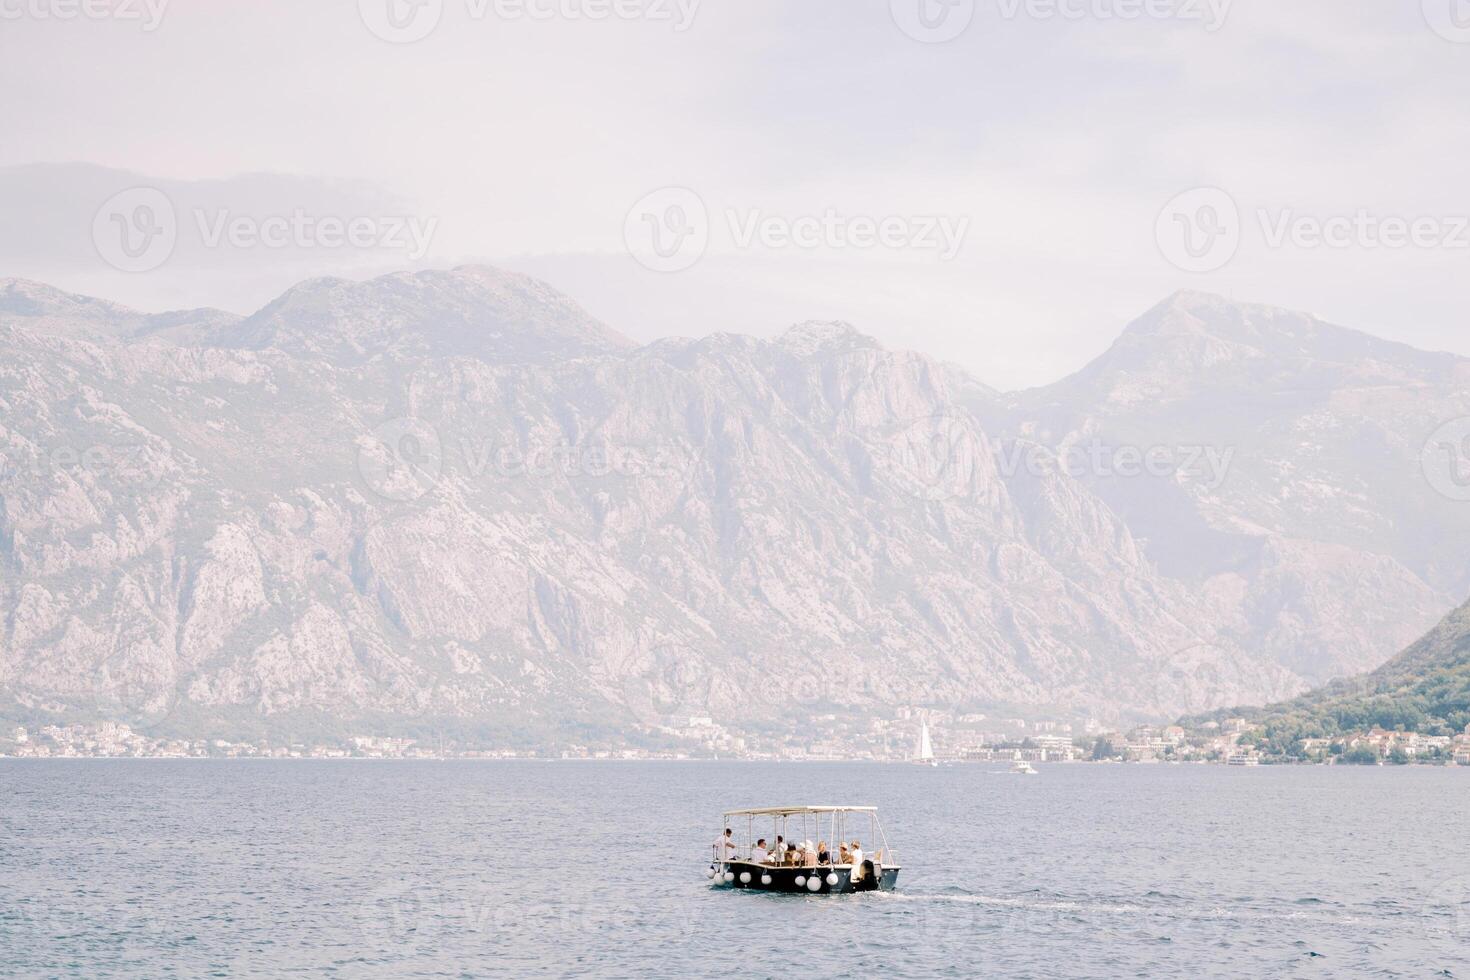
[
  {"x1": 713, "y1": 828, "x2": 738, "y2": 862},
  {"x1": 849, "y1": 840, "x2": 865, "y2": 881}
]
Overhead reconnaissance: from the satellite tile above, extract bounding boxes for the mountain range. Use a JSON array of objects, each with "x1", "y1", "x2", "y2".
[{"x1": 1, "y1": 268, "x2": 1467, "y2": 742}]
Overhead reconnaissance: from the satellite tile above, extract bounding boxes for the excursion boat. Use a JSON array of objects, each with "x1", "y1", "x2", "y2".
[
  {"x1": 708, "y1": 806, "x2": 901, "y2": 894},
  {"x1": 1011, "y1": 758, "x2": 1038, "y2": 775}
]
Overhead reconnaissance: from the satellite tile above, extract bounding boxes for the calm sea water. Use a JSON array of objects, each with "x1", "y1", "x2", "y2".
[{"x1": 1, "y1": 760, "x2": 1468, "y2": 978}]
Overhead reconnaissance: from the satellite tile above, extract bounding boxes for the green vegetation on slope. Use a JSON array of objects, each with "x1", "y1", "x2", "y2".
[{"x1": 1183, "y1": 597, "x2": 1470, "y2": 756}]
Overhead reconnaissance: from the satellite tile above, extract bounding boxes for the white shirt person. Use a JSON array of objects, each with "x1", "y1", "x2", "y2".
[{"x1": 713, "y1": 829, "x2": 738, "y2": 860}]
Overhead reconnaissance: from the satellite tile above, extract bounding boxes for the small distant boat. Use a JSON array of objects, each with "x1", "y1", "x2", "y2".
[
  {"x1": 708, "y1": 806, "x2": 901, "y2": 894},
  {"x1": 913, "y1": 721, "x2": 937, "y2": 767},
  {"x1": 1011, "y1": 758, "x2": 1038, "y2": 775}
]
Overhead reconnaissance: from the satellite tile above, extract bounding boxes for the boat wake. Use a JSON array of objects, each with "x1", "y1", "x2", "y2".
[{"x1": 872, "y1": 888, "x2": 1370, "y2": 927}]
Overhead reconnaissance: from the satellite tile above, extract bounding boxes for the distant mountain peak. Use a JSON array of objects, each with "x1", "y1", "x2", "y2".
[
  {"x1": 1069, "y1": 291, "x2": 1462, "y2": 396},
  {"x1": 1126, "y1": 289, "x2": 1297, "y2": 340},
  {"x1": 0, "y1": 278, "x2": 138, "y2": 322},
  {"x1": 1144, "y1": 288, "x2": 1225, "y2": 318},
  {"x1": 776, "y1": 320, "x2": 880, "y2": 357},
  {"x1": 447, "y1": 264, "x2": 544, "y2": 287},
  {"x1": 214, "y1": 265, "x2": 634, "y2": 364},
  {"x1": 1159, "y1": 288, "x2": 1240, "y2": 313},
  {"x1": 0, "y1": 278, "x2": 240, "y2": 343}
]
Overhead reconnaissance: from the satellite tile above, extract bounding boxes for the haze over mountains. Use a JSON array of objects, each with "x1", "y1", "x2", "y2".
[{"x1": 1, "y1": 268, "x2": 1466, "y2": 741}]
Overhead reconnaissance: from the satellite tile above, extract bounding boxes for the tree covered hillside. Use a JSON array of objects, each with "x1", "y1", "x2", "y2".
[{"x1": 1183, "y1": 597, "x2": 1470, "y2": 755}]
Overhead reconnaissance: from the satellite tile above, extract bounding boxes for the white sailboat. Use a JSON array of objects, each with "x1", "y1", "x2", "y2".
[{"x1": 913, "y1": 721, "x2": 937, "y2": 767}]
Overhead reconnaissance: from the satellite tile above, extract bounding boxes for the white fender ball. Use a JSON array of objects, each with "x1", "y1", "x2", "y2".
[
  {"x1": 807, "y1": 876, "x2": 822, "y2": 892},
  {"x1": 706, "y1": 868, "x2": 716, "y2": 879},
  {"x1": 825, "y1": 873, "x2": 838, "y2": 886},
  {"x1": 739, "y1": 872, "x2": 752, "y2": 884},
  {"x1": 795, "y1": 876, "x2": 806, "y2": 887},
  {"x1": 723, "y1": 871, "x2": 735, "y2": 882},
  {"x1": 761, "y1": 874, "x2": 772, "y2": 886}
]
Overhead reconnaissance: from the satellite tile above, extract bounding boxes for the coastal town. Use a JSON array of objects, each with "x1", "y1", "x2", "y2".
[{"x1": 5, "y1": 710, "x2": 1469, "y2": 765}]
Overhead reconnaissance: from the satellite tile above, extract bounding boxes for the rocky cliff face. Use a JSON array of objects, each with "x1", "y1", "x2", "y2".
[
  {"x1": 995, "y1": 291, "x2": 1470, "y2": 683},
  {"x1": 1, "y1": 272, "x2": 1464, "y2": 737}
]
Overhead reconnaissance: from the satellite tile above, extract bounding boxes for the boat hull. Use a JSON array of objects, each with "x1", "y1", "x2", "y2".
[{"x1": 711, "y1": 861, "x2": 900, "y2": 895}]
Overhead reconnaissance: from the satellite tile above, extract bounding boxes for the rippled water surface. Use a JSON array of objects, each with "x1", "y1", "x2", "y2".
[{"x1": 2, "y1": 760, "x2": 1468, "y2": 978}]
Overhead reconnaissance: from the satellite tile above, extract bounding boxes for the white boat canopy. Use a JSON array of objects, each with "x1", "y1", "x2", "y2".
[
  {"x1": 715, "y1": 806, "x2": 898, "y2": 868},
  {"x1": 723, "y1": 805, "x2": 877, "y2": 817}
]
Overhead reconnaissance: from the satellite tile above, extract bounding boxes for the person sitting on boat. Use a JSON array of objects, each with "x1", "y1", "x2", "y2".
[
  {"x1": 817, "y1": 841, "x2": 830, "y2": 863},
  {"x1": 752, "y1": 838, "x2": 770, "y2": 864},
  {"x1": 785, "y1": 843, "x2": 800, "y2": 865},
  {"x1": 838, "y1": 843, "x2": 851, "y2": 865},
  {"x1": 801, "y1": 841, "x2": 818, "y2": 867}
]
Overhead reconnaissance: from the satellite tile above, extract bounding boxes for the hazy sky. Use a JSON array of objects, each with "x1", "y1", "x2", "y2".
[{"x1": 1, "y1": 0, "x2": 1467, "y2": 388}]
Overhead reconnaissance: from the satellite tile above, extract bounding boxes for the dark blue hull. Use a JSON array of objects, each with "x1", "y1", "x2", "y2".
[{"x1": 712, "y1": 860, "x2": 899, "y2": 894}]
